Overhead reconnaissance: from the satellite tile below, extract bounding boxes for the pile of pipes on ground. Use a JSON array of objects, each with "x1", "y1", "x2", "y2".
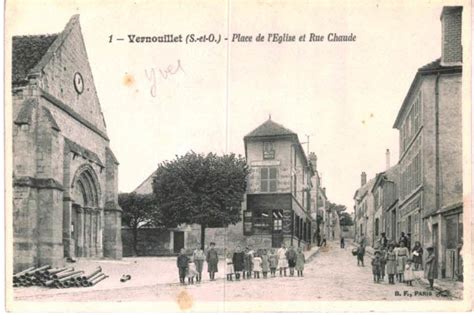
[{"x1": 13, "y1": 265, "x2": 108, "y2": 288}]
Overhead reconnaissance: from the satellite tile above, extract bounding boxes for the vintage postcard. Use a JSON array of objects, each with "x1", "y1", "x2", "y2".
[{"x1": 4, "y1": 0, "x2": 472, "y2": 312}]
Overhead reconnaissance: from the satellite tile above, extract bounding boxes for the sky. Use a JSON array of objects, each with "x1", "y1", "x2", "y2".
[{"x1": 8, "y1": 0, "x2": 454, "y2": 212}]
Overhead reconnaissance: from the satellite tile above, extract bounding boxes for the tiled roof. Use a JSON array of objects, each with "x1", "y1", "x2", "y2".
[
  {"x1": 244, "y1": 118, "x2": 297, "y2": 139},
  {"x1": 12, "y1": 34, "x2": 58, "y2": 85}
]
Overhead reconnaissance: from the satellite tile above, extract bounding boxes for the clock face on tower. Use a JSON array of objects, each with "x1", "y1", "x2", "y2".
[{"x1": 73, "y1": 72, "x2": 84, "y2": 94}]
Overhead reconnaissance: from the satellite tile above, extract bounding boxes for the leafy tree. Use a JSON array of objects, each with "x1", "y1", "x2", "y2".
[
  {"x1": 328, "y1": 202, "x2": 347, "y2": 216},
  {"x1": 339, "y1": 212, "x2": 354, "y2": 226},
  {"x1": 118, "y1": 192, "x2": 160, "y2": 255},
  {"x1": 152, "y1": 151, "x2": 250, "y2": 249}
]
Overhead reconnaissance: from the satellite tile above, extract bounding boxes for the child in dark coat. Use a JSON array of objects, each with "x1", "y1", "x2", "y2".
[
  {"x1": 371, "y1": 251, "x2": 382, "y2": 283},
  {"x1": 177, "y1": 248, "x2": 190, "y2": 285}
]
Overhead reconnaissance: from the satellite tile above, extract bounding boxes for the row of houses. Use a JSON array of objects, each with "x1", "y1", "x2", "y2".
[
  {"x1": 354, "y1": 6, "x2": 464, "y2": 281},
  {"x1": 123, "y1": 118, "x2": 341, "y2": 255}
]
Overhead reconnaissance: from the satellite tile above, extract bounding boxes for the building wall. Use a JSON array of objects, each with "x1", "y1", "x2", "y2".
[
  {"x1": 12, "y1": 17, "x2": 122, "y2": 271},
  {"x1": 246, "y1": 139, "x2": 292, "y2": 194},
  {"x1": 438, "y1": 74, "x2": 463, "y2": 208},
  {"x1": 39, "y1": 20, "x2": 107, "y2": 134}
]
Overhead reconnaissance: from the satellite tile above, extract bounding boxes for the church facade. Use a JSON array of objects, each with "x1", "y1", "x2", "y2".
[{"x1": 12, "y1": 15, "x2": 122, "y2": 271}]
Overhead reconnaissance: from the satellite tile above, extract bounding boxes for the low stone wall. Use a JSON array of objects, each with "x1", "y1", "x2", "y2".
[{"x1": 122, "y1": 228, "x2": 173, "y2": 256}]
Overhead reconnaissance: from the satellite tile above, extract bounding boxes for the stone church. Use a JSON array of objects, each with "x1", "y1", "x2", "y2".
[{"x1": 12, "y1": 15, "x2": 122, "y2": 271}]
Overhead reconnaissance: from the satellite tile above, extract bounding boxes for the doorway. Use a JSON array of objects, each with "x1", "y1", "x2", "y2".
[
  {"x1": 173, "y1": 231, "x2": 185, "y2": 253},
  {"x1": 432, "y1": 223, "x2": 439, "y2": 278},
  {"x1": 272, "y1": 210, "x2": 283, "y2": 248}
]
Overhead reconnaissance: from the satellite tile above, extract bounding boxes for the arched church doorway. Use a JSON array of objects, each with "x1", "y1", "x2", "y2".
[{"x1": 71, "y1": 165, "x2": 101, "y2": 258}]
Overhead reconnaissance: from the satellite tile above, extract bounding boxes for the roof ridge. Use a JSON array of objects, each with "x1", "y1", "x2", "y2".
[
  {"x1": 29, "y1": 15, "x2": 80, "y2": 78},
  {"x1": 244, "y1": 118, "x2": 297, "y2": 138}
]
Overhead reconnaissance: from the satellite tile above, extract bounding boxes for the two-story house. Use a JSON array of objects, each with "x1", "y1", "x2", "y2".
[
  {"x1": 243, "y1": 118, "x2": 315, "y2": 248},
  {"x1": 371, "y1": 163, "x2": 400, "y2": 244},
  {"x1": 354, "y1": 172, "x2": 376, "y2": 246}
]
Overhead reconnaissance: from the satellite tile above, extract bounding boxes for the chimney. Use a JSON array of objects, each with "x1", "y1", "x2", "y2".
[
  {"x1": 361, "y1": 172, "x2": 367, "y2": 187},
  {"x1": 385, "y1": 149, "x2": 391, "y2": 170},
  {"x1": 441, "y1": 6, "x2": 463, "y2": 65},
  {"x1": 309, "y1": 152, "x2": 317, "y2": 170}
]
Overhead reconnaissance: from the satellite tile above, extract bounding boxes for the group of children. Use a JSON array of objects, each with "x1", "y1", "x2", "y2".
[
  {"x1": 225, "y1": 245, "x2": 306, "y2": 281},
  {"x1": 177, "y1": 243, "x2": 307, "y2": 285},
  {"x1": 369, "y1": 242, "x2": 416, "y2": 286}
]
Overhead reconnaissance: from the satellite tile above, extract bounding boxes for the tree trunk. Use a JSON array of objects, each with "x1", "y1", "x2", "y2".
[
  {"x1": 200, "y1": 224, "x2": 206, "y2": 250},
  {"x1": 132, "y1": 224, "x2": 138, "y2": 256}
]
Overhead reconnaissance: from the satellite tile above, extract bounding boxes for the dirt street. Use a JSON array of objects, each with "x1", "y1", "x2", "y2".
[{"x1": 14, "y1": 242, "x2": 454, "y2": 304}]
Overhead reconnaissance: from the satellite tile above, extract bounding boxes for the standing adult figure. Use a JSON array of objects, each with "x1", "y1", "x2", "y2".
[
  {"x1": 232, "y1": 245, "x2": 245, "y2": 280},
  {"x1": 395, "y1": 241, "x2": 409, "y2": 282},
  {"x1": 192, "y1": 246, "x2": 206, "y2": 282},
  {"x1": 424, "y1": 246, "x2": 436, "y2": 290},
  {"x1": 206, "y1": 242, "x2": 219, "y2": 281},
  {"x1": 385, "y1": 244, "x2": 397, "y2": 284},
  {"x1": 411, "y1": 241, "x2": 423, "y2": 271},
  {"x1": 277, "y1": 244, "x2": 288, "y2": 276}
]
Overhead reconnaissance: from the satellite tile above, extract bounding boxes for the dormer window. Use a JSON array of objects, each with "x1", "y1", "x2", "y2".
[{"x1": 263, "y1": 141, "x2": 275, "y2": 160}]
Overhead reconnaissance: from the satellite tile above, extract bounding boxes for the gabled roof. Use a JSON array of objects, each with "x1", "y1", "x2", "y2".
[
  {"x1": 393, "y1": 58, "x2": 462, "y2": 128},
  {"x1": 133, "y1": 170, "x2": 158, "y2": 195},
  {"x1": 244, "y1": 118, "x2": 297, "y2": 139},
  {"x1": 371, "y1": 164, "x2": 400, "y2": 193},
  {"x1": 12, "y1": 34, "x2": 58, "y2": 85},
  {"x1": 244, "y1": 118, "x2": 313, "y2": 175},
  {"x1": 353, "y1": 177, "x2": 376, "y2": 202}
]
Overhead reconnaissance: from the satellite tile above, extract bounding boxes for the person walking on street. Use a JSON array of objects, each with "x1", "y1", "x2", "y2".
[
  {"x1": 192, "y1": 246, "x2": 206, "y2": 282},
  {"x1": 232, "y1": 245, "x2": 245, "y2": 281},
  {"x1": 424, "y1": 246, "x2": 436, "y2": 290},
  {"x1": 177, "y1": 248, "x2": 190, "y2": 285},
  {"x1": 286, "y1": 245, "x2": 297, "y2": 276},
  {"x1": 277, "y1": 245, "x2": 288, "y2": 276},
  {"x1": 340, "y1": 237, "x2": 345, "y2": 248},
  {"x1": 356, "y1": 244, "x2": 365, "y2": 267},
  {"x1": 295, "y1": 247, "x2": 306, "y2": 277},
  {"x1": 412, "y1": 241, "x2": 423, "y2": 271},
  {"x1": 206, "y1": 242, "x2": 219, "y2": 281},
  {"x1": 386, "y1": 244, "x2": 397, "y2": 284}
]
